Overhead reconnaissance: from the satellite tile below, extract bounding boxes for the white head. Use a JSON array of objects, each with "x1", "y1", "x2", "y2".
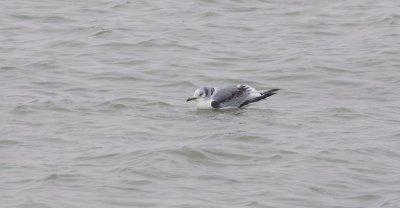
[{"x1": 186, "y1": 87, "x2": 212, "y2": 102}]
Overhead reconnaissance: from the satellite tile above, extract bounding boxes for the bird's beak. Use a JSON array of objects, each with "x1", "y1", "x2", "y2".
[{"x1": 186, "y1": 97, "x2": 196, "y2": 102}]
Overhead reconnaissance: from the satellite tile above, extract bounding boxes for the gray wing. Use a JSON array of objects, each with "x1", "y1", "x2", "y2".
[{"x1": 210, "y1": 85, "x2": 254, "y2": 108}]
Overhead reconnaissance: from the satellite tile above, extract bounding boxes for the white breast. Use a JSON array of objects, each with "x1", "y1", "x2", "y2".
[{"x1": 196, "y1": 99, "x2": 213, "y2": 109}]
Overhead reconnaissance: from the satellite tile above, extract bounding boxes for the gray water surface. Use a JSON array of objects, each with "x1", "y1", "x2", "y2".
[{"x1": 1, "y1": 0, "x2": 400, "y2": 207}]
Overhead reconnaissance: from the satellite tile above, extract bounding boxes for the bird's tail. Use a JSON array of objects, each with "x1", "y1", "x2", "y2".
[{"x1": 239, "y1": 89, "x2": 279, "y2": 108}]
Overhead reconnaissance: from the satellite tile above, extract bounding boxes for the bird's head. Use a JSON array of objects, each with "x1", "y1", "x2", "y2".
[{"x1": 186, "y1": 87, "x2": 210, "y2": 102}]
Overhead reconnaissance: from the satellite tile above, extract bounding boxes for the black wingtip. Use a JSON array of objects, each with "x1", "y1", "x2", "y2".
[
  {"x1": 239, "y1": 89, "x2": 279, "y2": 108},
  {"x1": 262, "y1": 89, "x2": 280, "y2": 95}
]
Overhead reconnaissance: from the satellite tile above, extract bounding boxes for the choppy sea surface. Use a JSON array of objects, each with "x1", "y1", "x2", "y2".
[{"x1": 1, "y1": 0, "x2": 400, "y2": 207}]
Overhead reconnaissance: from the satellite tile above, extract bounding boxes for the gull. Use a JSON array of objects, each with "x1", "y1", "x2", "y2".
[{"x1": 186, "y1": 84, "x2": 279, "y2": 109}]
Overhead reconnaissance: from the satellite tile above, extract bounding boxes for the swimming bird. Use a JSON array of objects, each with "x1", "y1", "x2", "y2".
[{"x1": 186, "y1": 84, "x2": 279, "y2": 109}]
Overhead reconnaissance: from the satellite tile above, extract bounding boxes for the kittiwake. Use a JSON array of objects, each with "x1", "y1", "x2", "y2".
[{"x1": 186, "y1": 84, "x2": 279, "y2": 109}]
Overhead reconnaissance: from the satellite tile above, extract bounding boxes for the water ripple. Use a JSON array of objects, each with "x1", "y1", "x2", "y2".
[{"x1": 2, "y1": 0, "x2": 400, "y2": 207}]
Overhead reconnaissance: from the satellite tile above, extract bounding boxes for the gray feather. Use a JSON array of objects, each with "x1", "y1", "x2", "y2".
[{"x1": 211, "y1": 85, "x2": 254, "y2": 108}]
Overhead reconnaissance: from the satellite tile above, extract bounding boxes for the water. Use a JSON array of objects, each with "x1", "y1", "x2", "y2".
[{"x1": 1, "y1": 0, "x2": 400, "y2": 207}]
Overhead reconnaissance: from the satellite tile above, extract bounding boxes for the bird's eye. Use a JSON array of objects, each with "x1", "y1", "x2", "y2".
[{"x1": 200, "y1": 93, "x2": 203, "y2": 96}]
